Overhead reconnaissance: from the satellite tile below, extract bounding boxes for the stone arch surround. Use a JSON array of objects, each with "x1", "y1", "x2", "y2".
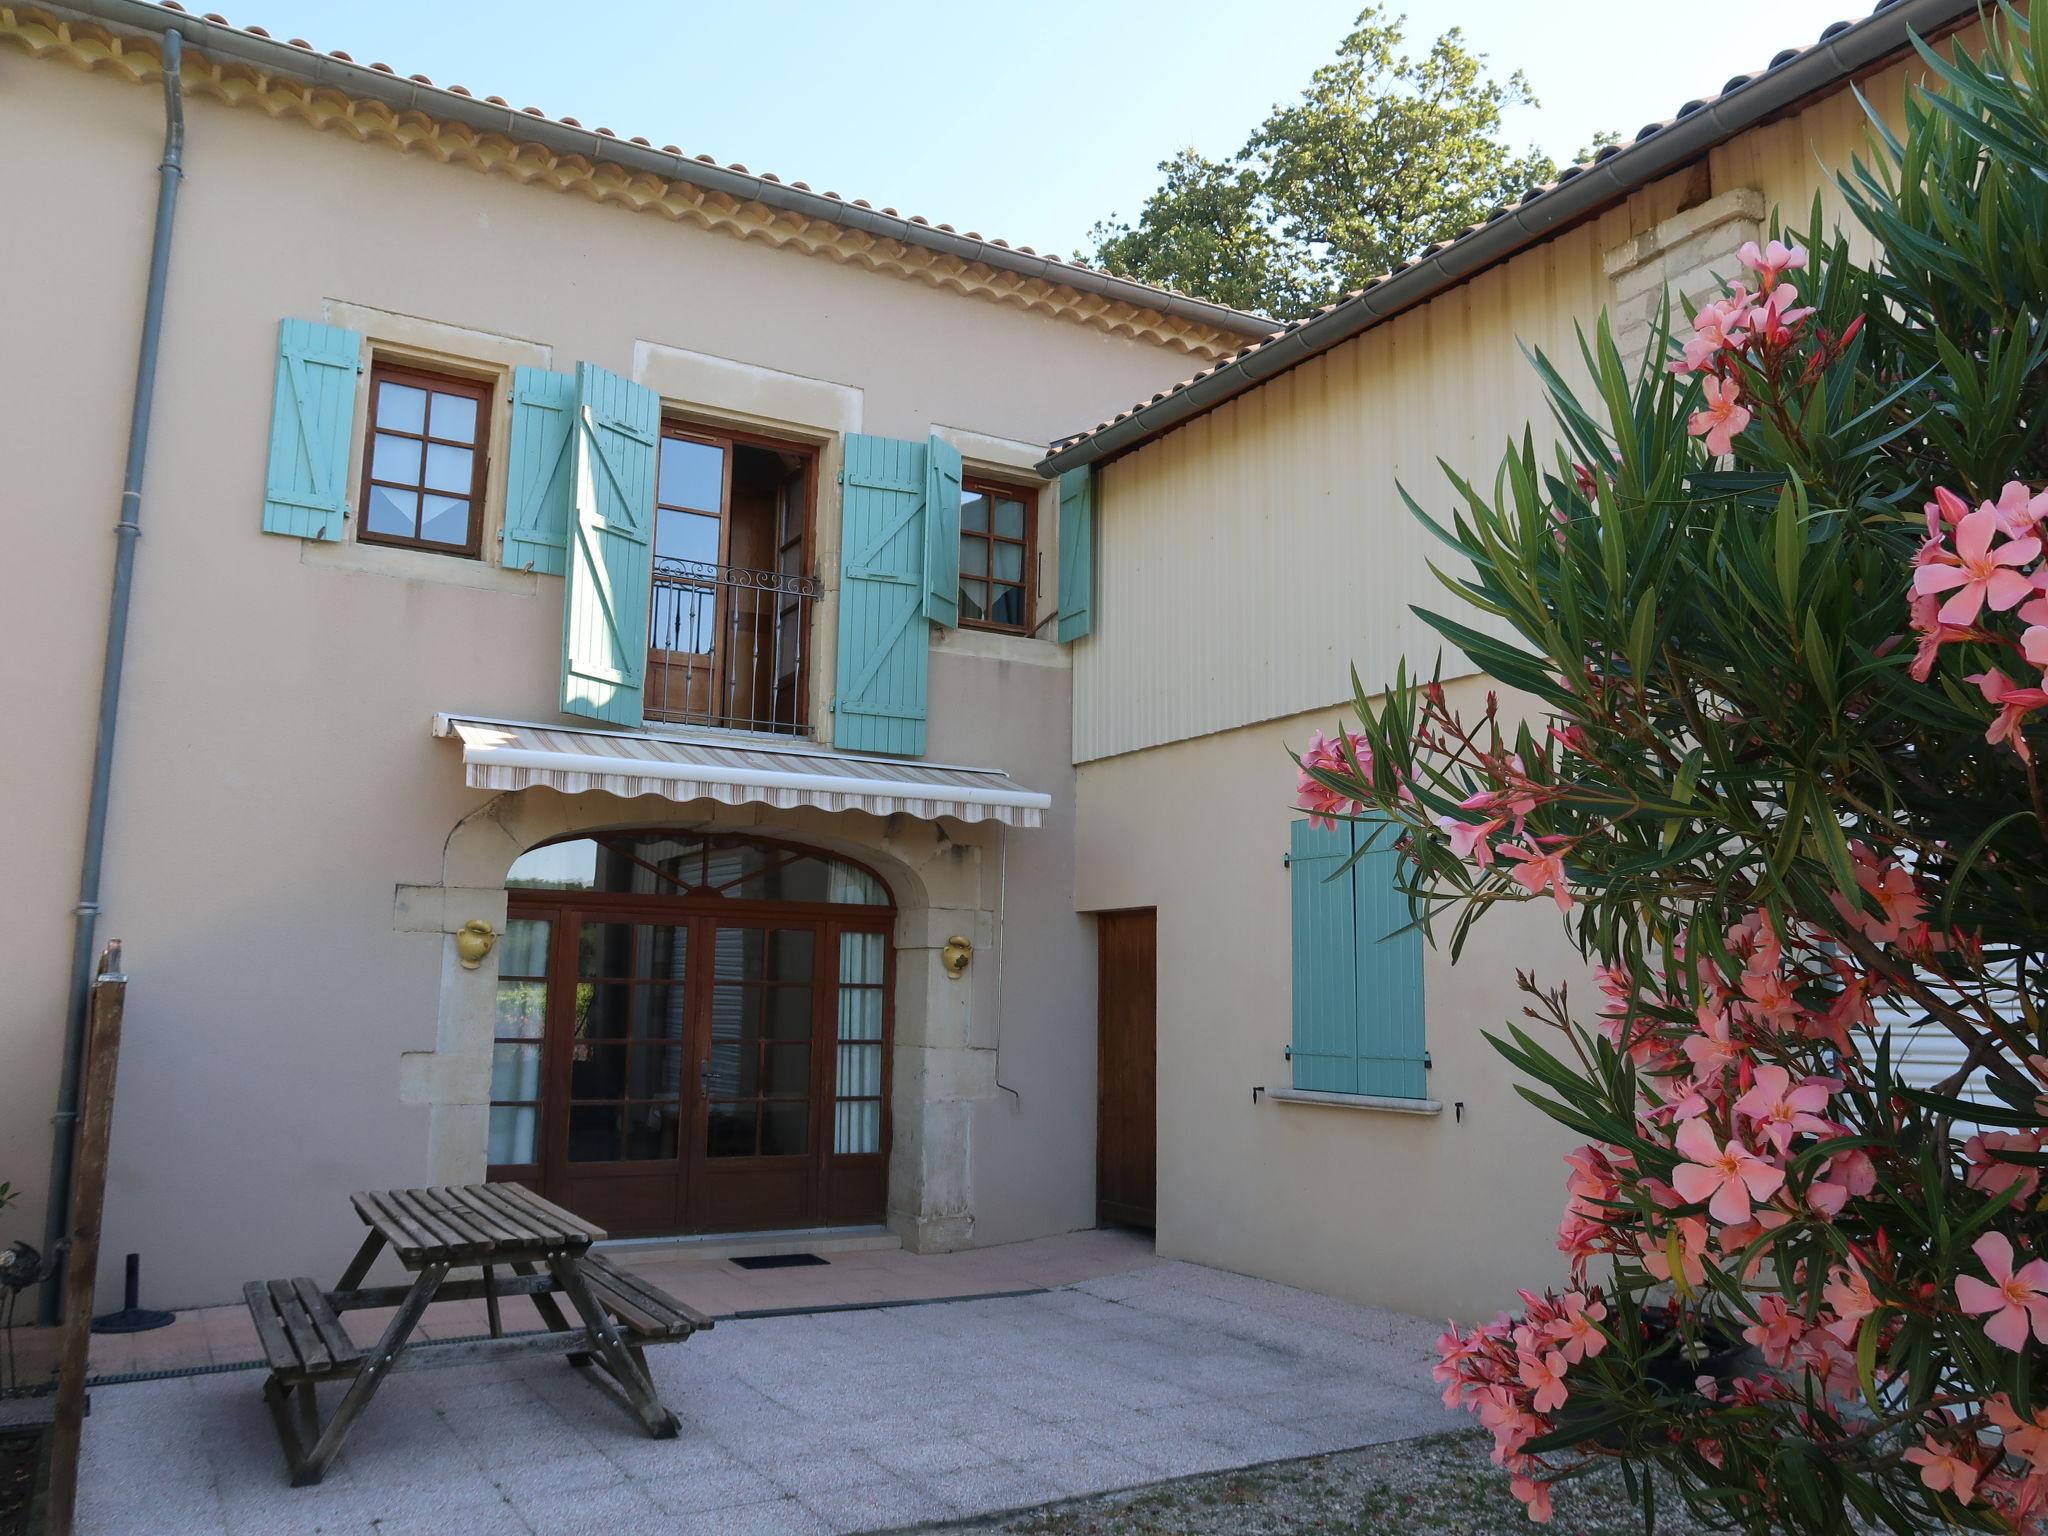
[{"x1": 394, "y1": 787, "x2": 1003, "y2": 1251}]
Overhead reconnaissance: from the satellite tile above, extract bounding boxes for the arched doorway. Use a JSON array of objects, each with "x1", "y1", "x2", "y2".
[{"x1": 488, "y1": 830, "x2": 895, "y2": 1237}]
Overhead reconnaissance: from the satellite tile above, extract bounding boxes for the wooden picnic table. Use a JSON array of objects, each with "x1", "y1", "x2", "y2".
[{"x1": 243, "y1": 1183, "x2": 710, "y2": 1486}]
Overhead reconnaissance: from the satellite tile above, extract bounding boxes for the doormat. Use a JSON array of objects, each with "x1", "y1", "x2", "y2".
[{"x1": 731, "y1": 1253, "x2": 830, "y2": 1270}]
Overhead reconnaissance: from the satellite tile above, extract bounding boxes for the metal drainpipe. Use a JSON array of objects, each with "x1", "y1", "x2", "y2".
[{"x1": 39, "y1": 30, "x2": 186, "y2": 1327}]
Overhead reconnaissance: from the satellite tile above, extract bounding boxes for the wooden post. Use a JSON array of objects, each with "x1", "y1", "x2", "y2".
[{"x1": 46, "y1": 940, "x2": 127, "y2": 1536}]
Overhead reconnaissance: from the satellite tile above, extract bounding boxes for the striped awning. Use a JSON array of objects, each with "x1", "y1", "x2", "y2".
[{"x1": 432, "y1": 715, "x2": 1049, "y2": 827}]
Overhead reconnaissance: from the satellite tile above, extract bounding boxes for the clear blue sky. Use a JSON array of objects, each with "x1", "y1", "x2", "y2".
[{"x1": 231, "y1": 1, "x2": 1874, "y2": 259}]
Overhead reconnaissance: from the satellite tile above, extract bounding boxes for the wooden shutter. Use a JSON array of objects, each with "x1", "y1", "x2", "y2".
[
  {"x1": 1352, "y1": 818, "x2": 1428, "y2": 1098},
  {"x1": 1288, "y1": 818, "x2": 1359, "y2": 1093},
  {"x1": 501, "y1": 365, "x2": 576, "y2": 575},
  {"x1": 833, "y1": 434, "x2": 930, "y2": 756},
  {"x1": 1288, "y1": 816, "x2": 1429, "y2": 1097},
  {"x1": 559, "y1": 363, "x2": 659, "y2": 726},
  {"x1": 924, "y1": 434, "x2": 962, "y2": 628},
  {"x1": 1057, "y1": 466, "x2": 1094, "y2": 641},
  {"x1": 261, "y1": 318, "x2": 362, "y2": 540}
]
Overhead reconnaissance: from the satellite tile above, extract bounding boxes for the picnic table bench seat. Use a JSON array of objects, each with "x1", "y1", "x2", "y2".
[
  {"x1": 243, "y1": 1278, "x2": 364, "y2": 1381},
  {"x1": 579, "y1": 1254, "x2": 714, "y2": 1342}
]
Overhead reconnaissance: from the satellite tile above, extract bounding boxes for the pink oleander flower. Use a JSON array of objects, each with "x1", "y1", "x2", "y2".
[
  {"x1": 1957, "y1": 1232, "x2": 2048, "y2": 1351},
  {"x1": 1904, "y1": 1434, "x2": 1982, "y2": 1506},
  {"x1": 1680, "y1": 999, "x2": 1743, "y2": 1079},
  {"x1": 1733, "y1": 1065, "x2": 1838, "y2": 1154},
  {"x1": 1965, "y1": 668, "x2": 2048, "y2": 762},
  {"x1": 1746, "y1": 282, "x2": 1816, "y2": 345},
  {"x1": 1988, "y1": 480, "x2": 2048, "y2": 539},
  {"x1": 1966, "y1": 1130, "x2": 2047, "y2": 1202},
  {"x1": 1688, "y1": 375, "x2": 1751, "y2": 456},
  {"x1": 1438, "y1": 814, "x2": 1503, "y2": 869},
  {"x1": 1671, "y1": 1119, "x2": 1785, "y2": 1225},
  {"x1": 1510, "y1": 1474, "x2": 1554, "y2": 1524},
  {"x1": 1499, "y1": 838, "x2": 1573, "y2": 912},
  {"x1": 1638, "y1": 1214, "x2": 1709, "y2": 1290},
  {"x1": 1296, "y1": 728, "x2": 1370, "y2": 830},
  {"x1": 1847, "y1": 852, "x2": 1925, "y2": 945},
  {"x1": 1738, "y1": 237, "x2": 1808, "y2": 290},
  {"x1": 1989, "y1": 1395, "x2": 2048, "y2": 1471},
  {"x1": 1821, "y1": 1262, "x2": 1879, "y2": 1344},
  {"x1": 1741, "y1": 1293, "x2": 1806, "y2": 1367},
  {"x1": 1926, "y1": 485, "x2": 1971, "y2": 537},
  {"x1": 1548, "y1": 1291, "x2": 1608, "y2": 1363},
  {"x1": 1517, "y1": 1347, "x2": 1569, "y2": 1414},
  {"x1": 1675, "y1": 293, "x2": 1750, "y2": 372},
  {"x1": 1915, "y1": 507, "x2": 2042, "y2": 625}
]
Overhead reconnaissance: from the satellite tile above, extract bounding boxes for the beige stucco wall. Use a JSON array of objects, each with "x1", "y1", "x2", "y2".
[
  {"x1": 1073, "y1": 50, "x2": 1919, "y2": 764},
  {"x1": 1073, "y1": 683, "x2": 1590, "y2": 1322},
  {"x1": 1067, "y1": 43, "x2": 1964, "y2": 1320},
  {"x1": 0, "y1": 49, "x2": 1196, "y2": 1306}
]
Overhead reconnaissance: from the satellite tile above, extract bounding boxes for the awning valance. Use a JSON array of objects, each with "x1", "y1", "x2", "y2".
[{"x1": 432, "y1": 715, "x2": 1050, "y2": 827}]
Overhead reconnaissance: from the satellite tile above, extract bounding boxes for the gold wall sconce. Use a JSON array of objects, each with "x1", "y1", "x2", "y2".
[
  {"x1": 941, "y1": 935, "x2": 973, "y2": 978},
  {"x1": 455, "y1": 919, "x2": 498, "y2": 970}
]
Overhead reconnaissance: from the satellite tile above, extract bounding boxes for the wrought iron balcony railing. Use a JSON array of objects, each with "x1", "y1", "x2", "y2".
[{"x1": 646, "y1": 558, "x2": 816, "y2": 736}]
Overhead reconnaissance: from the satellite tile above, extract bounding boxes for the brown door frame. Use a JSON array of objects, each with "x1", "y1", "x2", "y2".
[{"x1": 504, "y1": 861, "x2": 895, "y2": 1236}]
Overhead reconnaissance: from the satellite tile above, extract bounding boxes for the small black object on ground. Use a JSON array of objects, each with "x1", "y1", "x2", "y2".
[
  {"x1": 731, "y1": 1253, "x2": 830, "y2": 1271},
  {"x1": 90, "y1": 1254, "x2": 173, "y2": 1335}
]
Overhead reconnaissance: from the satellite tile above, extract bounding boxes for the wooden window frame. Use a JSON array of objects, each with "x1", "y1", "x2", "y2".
[
  {"x1": 958, "y1": 474, "x2": 1038, "y2": 635},
  {"x1": 357, "y1": 360, "x2": 492, "y2": 559}
]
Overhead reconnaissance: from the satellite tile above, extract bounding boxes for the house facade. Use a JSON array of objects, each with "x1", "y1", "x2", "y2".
[
  {"x1": 1039, "y1": 0, "x2": 1981, "y2": 1322},
  {"x1": 0, "y1": 1, "x2": 1268, "y2": 1307}
]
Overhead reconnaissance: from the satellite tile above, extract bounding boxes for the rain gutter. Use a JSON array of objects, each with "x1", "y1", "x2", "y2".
[{"x1": 41, "y1": 26, "x2": 185, "y2": 1326}]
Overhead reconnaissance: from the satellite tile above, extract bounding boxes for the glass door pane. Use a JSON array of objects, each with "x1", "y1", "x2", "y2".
[
  {"x1": 568, "y1": 921, "x2": 689, "y2": 1163},
  {"x1": 490, "y1": 915, "x2": 550, "y2": 1167},
  {"x1": 707, "y1": 925, "x2": 815, "y2": 1157},
  {"x1": 834, "y1": 930, "x2": 886, "y2": 1154}
]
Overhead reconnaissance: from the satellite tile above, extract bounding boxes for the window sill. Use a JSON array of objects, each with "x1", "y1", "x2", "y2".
[
  {"x1": 1265, "y1": 1086, "x2": 1442, "y2": 1117},
  {"x1": 301, "y1": 535, "x2": 540, "y2": 593},
  {"x1": 932, "y1": 626, "x2": 1068, "y2": 668}
]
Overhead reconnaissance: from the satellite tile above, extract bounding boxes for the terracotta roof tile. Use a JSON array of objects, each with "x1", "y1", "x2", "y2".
[{"x1": 100, "y1": 0, "x2": 1259, "y2": 331}]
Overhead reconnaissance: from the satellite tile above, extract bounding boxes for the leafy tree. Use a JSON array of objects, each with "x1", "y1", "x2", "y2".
[
  {"x1": 1085, "y1": 8, "x2": 1568, "y2": 318},
  {"x1": 1295, "y1": 10, "x2": 2048, "y2": 1531}
]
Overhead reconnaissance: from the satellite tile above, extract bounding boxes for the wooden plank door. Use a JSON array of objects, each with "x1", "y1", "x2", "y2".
[{"x1": 1095, "y1": 909, "x2": 1157, "y2": 1230}]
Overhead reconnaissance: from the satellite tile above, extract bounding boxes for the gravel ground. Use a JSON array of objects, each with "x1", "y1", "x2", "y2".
[{"x1": 907, "y1": 1429, "x2": 1706, "y2": 1536}]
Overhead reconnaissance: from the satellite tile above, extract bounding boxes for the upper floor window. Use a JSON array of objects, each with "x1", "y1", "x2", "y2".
[
  {"x1": 959, "y1": 477, "x2": 1035, "y2": 633},
  {"x1": 359, "y1": 363, "x2": 490, "y2": 557},
  {"x1": 646, "y1": 424, "x2": 816, "y2": 735}
]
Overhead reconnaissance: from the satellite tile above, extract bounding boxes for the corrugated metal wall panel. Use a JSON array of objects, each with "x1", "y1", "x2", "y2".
[{"x1": 1073, "y1": 59, "x2": 1912, "y2": 764}]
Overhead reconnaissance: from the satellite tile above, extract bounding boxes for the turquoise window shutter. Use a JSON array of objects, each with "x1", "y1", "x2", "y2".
[
  {"x1": 559, "y1": 363, "x2": 659, "y2": 726},
  {"x1": 1288, "y1": 818, "x2": 1360, "y2": 1093},
  {"x1": 1352, "y1": 818, "x2": 1428, "y2": 1097},
  {"x1": 1057, "y1": 466, "x2": 1094, "y2": 641},
  {"x1": 261, "y1": 318, "x2": 362, "y2": 540},
  {"x1": 501, "y1": 365, "x2": 576, "y2": 575},
  {"x1": 833, "y1": 434, "x2": 931, "y2": 756},
  {"x1": 923, "y1": 434, "x2": 962, "y2": 627}
]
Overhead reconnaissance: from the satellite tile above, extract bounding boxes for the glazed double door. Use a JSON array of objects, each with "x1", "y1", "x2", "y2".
[{"x1": 500, "y1": 902, "x2": 890, "y2": 1237}]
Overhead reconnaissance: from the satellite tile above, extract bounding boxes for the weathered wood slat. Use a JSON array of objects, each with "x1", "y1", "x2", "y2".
[
  {"x1": 495, "y1": 1182, "x2": 605, "y2": 1245},
  {"x1": 387, "y1": 1189, "x2": 484, "y2": 1258},
  {"x1": 292, "y1": 1277, "x2": 358, "y2": 1365},
  {"x1": 244, "y1": 1280, "x2": 297, "y2": 1373},
  {"x1": 591, "y1": 1259, "x2": 714, "y2": 1329},
  {"x1": 462, "y1": 1184, "x2": 563, "y2": 1247},
  {"x1": 328, "y1": 1272, "x2": 561, "y2": 1311},
  {"x1": 246, "y1": 1279, "x2": 362, "y2": 1380},
  {"x1": 415, "y1": 1187, "x2": 505, "y2": 1251},
  {"x1": 352, "y1": 1191, "x2": 432, "y2": 1263},
  {"x1": 439, "y1": 1186, "x2": 528, "y2": 1248},
  {"x1": 579, "y1": 1255, "x2": 711, "y2": 1337},
  {"x1": 268, "y1": 1278, "x2": 334, "y2": 1374}
]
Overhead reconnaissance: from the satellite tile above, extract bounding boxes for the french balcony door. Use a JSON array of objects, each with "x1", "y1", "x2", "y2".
[{"x1": 493, "y1": 832, "x2": 894, "y2": 1236}]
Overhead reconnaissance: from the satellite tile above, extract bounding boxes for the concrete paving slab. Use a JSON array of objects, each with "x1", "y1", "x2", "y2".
[{"x1": 74, "y1": 1258, "x2": 1460, "y2": 1535}]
